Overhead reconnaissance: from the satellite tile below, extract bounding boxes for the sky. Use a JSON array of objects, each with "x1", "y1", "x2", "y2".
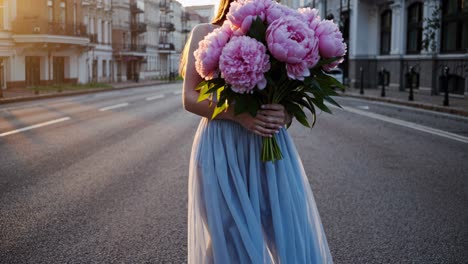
[{"x1": 175, "y1": 0, "x2": 217, "y2": 7}]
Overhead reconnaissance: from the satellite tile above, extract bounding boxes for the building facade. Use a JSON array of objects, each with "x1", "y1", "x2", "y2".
[
  {"x1": 307, "y1": 0, "x2": 467, "y2": 97},
  {"x1": 82, "y1": 0, "x2": 113, "y2": 83},
  {"x1": 1, "y1": 0, "x2": 90, "y2": 89}
]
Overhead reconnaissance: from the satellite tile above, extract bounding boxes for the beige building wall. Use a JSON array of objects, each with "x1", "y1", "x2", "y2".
[{"x1": 1, "y1": 0, "x2": 90, "y2": 88}]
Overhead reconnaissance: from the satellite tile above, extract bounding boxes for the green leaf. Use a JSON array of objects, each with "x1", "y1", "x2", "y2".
[
  {"x1": 284, "y1": 102, "x2": 310, "y2": 128},
  {"x1": 196, "y1": 81, "x2": 211, "y2": 103},
  {"x1": 315, "y1": 72, "x2": 345, "y2": 91},
  {"x1": 247, "y1": 16, "x2": 266, "y2": 43},
  {"x1": 311, "y1": 97, "x2": 332, "y2": 114},
  {"x1": 195, "y1": 80, "x2": 208, "y2": 91},
  {"x1": 323, "y1": 95, "x2": 342, "y2": 108},
  {"x1": 216, "y1": 86, "x2": 226, "y2": 107},
  {"x1": 212, "y1": 102, "x2": 228, "y2": 119},
  {"x1": 303, "y1": 95, "x2": 317, "y2": 127}
]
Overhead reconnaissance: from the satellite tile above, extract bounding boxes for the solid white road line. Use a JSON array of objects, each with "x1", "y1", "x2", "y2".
[
  {"x1": 99, "y1": 103, "x2": 129, "y2": 112},
  {"x1": 328, "y1": 104, "x2": 468, "y2": 144},
  {"x1": 340, "y1": 96, "x2": 468, "y2": 121},
  {"x1": 0, "y1": 117, "x2": 71, "y2": 137},
  {"x1": 146, "y1": 94, "x2": 165, "y2": 101}
]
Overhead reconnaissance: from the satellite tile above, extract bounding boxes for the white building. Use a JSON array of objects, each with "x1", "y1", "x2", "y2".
[
  {"x1": 0, "y1": 0, "x2": 90, "y2": 89},
  {"x1": 82, "y1": 0, "x2": 113, "y2": 83},
  {"x1": 309, "y1": 0, "x2": 467, "y2": 96}
]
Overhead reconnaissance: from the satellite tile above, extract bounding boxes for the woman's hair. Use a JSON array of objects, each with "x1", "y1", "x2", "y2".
[
  {"x1": 179, "y1": 0, "x2": 234, "y2": 77},
  {"x1": 212, "y1": 0, "x2": 234, "y2": 25}
]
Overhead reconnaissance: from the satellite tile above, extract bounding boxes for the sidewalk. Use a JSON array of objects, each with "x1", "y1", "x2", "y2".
[
  {"x1": 0, "y1": 80, "x2": 173, "y2": 105},
  {"x1": 339, "y1": 87, "x2": 468, "y2": 117}
]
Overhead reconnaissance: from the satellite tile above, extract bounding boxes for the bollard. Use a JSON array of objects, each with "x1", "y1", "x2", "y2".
[
  {"x1": 443, "y1": 66, "x2": 450, "y2": 106},
  {"x1": 408, "y1": 66, "x2": 414, "y2": 101},
  {"x1": 380, "y1": 67, "x2": 386, "y2": 97},
  {"x1": 360, "y1": 67, "x2": 364, "y2": 95}
]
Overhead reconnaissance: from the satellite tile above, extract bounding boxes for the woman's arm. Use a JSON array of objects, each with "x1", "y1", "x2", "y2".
[{"x1": 182, "y1": 24, "x2": 291, "y2": 137}]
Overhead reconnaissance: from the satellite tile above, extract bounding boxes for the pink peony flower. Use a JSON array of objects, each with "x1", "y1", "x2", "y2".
[
  {"x1": 315, "y1": 20, "x2": 347, "y2": 71},
  {"x1": 194, "y1": 21, "x2": 233, "y2": 80},
  {"x1": 219, "y1": 36, "x2": 270, "y2": 93},
  {"x1": 227, "y1": 0, "x2": 273, "y2": 35},
  {"x1": 266, "y1": 16, "x2": 320, "y2": 80},
  {"x1": 298, "y1": 7, "x2": 321, "y2": 31},
  {"x1": 266, "y1": 2, "x2": 303, "y2": 24}
]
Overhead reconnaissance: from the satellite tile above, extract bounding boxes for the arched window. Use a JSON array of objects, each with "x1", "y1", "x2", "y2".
[
  {"x1": 380, "y1": 10, "x2": 392, "y2": 55},
  {"x1": 407, "y1": 2, "x2": 423, "y2": 53},
  {"x1": 441, "y1": 0, "x2": 468, "y2": 53}
]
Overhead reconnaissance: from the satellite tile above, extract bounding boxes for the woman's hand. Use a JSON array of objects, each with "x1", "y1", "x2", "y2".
[{"x1": 234, "y1": 104, "x2": 292, "y2": 137}]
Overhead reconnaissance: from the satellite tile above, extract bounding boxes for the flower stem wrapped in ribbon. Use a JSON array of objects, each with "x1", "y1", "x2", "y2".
[{"x1": 194, "y1": 0, "x2": 347, "y2": 162}]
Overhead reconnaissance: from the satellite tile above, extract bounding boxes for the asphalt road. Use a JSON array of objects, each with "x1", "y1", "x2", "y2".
[{"x1": 0, "y1": 83, "x2": 467, "y2": 263}]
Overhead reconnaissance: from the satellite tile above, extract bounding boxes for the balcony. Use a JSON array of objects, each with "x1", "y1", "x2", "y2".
[
  {"x1": 130, "y1": 2, "x2": 144, "y2": 14},
  {"x1": 158, "y1": 22, "x2": 175, "y2": 32},
  {"x1": 158, "y1": 42, "x2": 175, "y2": 53},
  {"x1": 131, "y1": 22, "x2": 147, "y2": 33},
  {"x1": 130, "y1": 44, "x2": 147, "y2": 53},
  {"x1": 113, "y1": 43, "x2": 147, "y2": 56},
  {"x1": 12, "y1": 20, "x2": 89, "y2": 46}
]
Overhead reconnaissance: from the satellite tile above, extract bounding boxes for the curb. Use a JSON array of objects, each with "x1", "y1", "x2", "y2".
[
  {"x1": 340, "y1": 93, "x2": 468, "y2": 117},
  {"x1": 0, "y1": 81, "x2": 175, "y2": 105}
]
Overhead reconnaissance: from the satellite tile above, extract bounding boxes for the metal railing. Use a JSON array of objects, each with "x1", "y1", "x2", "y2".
[
  {"x1": 158, "y1": 42, "x2": 175, "y2": 51},
  {"x1": 158, "y1": 22, "x2": 175, "y2": 31},
  {"x1": 131, "y1": 22, "x2": 147, "y2": 32},
  {"x1": 12, "y1": 20, "x2": 88, "y2": 37},
  {"x1": 113, "y1": 43, "x2": 147, "y2": 53}
]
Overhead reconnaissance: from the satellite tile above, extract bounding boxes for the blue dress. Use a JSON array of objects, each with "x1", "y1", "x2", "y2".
[{"x1": 188, "y1": 118, "x2": 333, "y2": 263}]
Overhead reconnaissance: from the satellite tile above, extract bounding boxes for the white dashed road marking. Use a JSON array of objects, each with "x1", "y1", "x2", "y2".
[
  {"x1": 99, "y1": 103, "x2": 129, "y2": 112},
  {"x1": 0, "y1": 117, "x2": 71, "y2": 137},
  {"x1": 146, "y1": 94, "x2": 165, "y2": 101}
]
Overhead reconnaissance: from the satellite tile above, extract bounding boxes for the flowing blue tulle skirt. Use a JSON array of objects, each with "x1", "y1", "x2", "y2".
[{"x1": 188, "y1": 118, "x2": 333, "y2": 264}]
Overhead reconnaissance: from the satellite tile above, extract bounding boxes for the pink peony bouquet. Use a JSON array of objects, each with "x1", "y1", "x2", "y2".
[{"x1": 194, "y1": 0, "x2": 347, "y2": 162}]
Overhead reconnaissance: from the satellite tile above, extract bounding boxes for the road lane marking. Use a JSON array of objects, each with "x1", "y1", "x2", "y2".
[
  {"x1": 340, "y1": 97, "x2": 468, "y2": 121},
  {"x1": 0, "y1": 117, "x2": 71, "y2": 137},
  {"x1": 328, "y1": 104, "x2": 468, "y2": 144},
  {"x1": 99, "y1": 103, "x2": 129, "y2": 112},
  {"x1": 146, "y1": 94, "x2": 165, "y2": 101},
  {"x1": 357, "y1": 105, "x2": 370, "y2": 110},
  {"x1": 173, "y1": 91, "x2": 182, "y2": 95}
]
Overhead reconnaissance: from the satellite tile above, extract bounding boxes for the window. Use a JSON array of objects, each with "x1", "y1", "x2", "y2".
[
  {"x1": 407, "y1": 3, "x2": 423, "y2": 53},
  {"x1": 48, "y1": 0, "x2": 54, "y2": 22},
  {"x1": 0, "y1": 0, "x2": 4, "y2": 29},
  {"x1": 103, "y1": 60, "x2": 107, "y2": 78},
  {"x1": 441, "y1": 0, "x2": 468, "y2": 53},
  {"x1": 380, "y1": 10, "x2": 392, "y2": 55},
  {"x1": 59, "y1": 1, "x2": 66, "y2": 26}
]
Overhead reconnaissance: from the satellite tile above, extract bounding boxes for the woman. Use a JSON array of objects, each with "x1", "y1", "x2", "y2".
[{"x1": 180, "y1": 0, "x2": 333, "y2": 263}]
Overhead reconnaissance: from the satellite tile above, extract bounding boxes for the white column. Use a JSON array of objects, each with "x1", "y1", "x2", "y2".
[
  {"x1": 390, "y1": 0, "x2": 404, "y2": 55},
  {"x1": 97, "y1": 18, "x2": 102, "y2": 43},
  {"x1": 349, "y1": 0, "x2": 359, "y2": 58}
]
